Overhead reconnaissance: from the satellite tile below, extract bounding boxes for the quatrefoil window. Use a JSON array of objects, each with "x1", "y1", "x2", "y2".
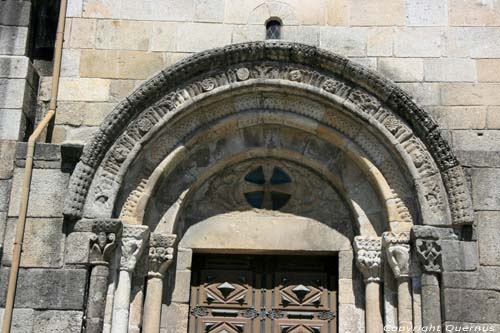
[{"x1": 243, "y1": 165, "x2": 292, "y2": 210}]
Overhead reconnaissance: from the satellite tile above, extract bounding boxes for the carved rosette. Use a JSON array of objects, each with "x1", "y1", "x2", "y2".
[
  {"x1": 354, "y1": 236, "x2": 383, "y2": 283},
  {"x1": 119, "y1": 225, "x2": 149, "y2": 273},
  {"x1": 148, "y1": 233, "x2": 177, "y2": 278},
  {"x1": 415, "y1": 239, "x2": 442, "y2": 273},
  {"x1": 382, "y1": 232, "x2": 411, "y2": 279},
  {"x1": 89, "y1": 219, "x2": 122, "y2": 265}
]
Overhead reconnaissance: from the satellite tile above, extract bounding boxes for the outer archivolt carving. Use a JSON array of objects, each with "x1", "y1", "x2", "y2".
[{"x1": 64, "y1": 41, "x2": 472, "y2": 225}]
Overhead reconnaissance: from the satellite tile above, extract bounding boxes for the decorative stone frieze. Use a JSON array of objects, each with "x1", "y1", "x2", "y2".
[
  {"x1": 63, "y1": 41, "x2": 472, "y2": 229},
  {"x1": 89, "y1": 219, "x2": 122, "y2": 265},
  {"x1": 119, "y1": 225, "x2": 149, "y2": 272},
  {"x1": 148, "y1": 233, "x2": 177, "y2": 277},
  {"x1": 354, "y1": 236, "x2": 383, "y2": 282},
  {"x1": 383, "y1": 232, "x2": 411, "y2": 279}
]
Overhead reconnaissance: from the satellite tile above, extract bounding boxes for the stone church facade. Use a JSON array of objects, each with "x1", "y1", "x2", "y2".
[{"x1": 1, "y1": 0, "x2": 500, "y2": 332}]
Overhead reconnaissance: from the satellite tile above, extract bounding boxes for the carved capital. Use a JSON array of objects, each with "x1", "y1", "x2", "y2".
[
  {"x1": 415, "y1": 239, "x2": 442, "y2": 273},
  {"x1": 383, "y1": 232, "x2": 411, "y2": 279},
  {"x1": 120, "y1": 225, "x2": 149, "y2": 272},
  {"x1": 89, "y1": 219, "x2": 122, "y2": 265},
  {"x1": 354, "y1": 236, "x2": 383, "y2": 283},
  {"x1": 148, "y1": 233, "x2": 177, "y2": 277}
]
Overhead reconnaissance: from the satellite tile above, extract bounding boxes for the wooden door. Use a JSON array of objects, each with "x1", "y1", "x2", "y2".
[{"x1": 188, "y1": 254, "x2": 337, "y2": 333}]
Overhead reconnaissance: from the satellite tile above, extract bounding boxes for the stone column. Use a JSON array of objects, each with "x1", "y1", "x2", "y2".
[
  {"x1": 86, "y1": 220, "x2": 123, "y2": 333},
  {"x1": 143, "y1": 233, "x2": 177, "y2": 333},
  {"x1": 383, "y1": 232, "x2": 413, "y2": 333},
  {"x1": 415, "y1": 237, "x2": 442, "y2": 328},
  {"x1": 354, "y1": 236, "x2": 384, "y2": 333},
  {"x1": 111, "y1": 225, "x2": 149, "y2": 333}
]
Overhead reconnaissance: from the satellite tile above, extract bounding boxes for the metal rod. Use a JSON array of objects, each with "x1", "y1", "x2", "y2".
[{"x1": 1, "y1": 0, "x2": 67, "y2": 330}]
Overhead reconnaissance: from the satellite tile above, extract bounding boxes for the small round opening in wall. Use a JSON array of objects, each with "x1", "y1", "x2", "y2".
[{"x1": 266, "y1": 19, "x2": 282, "y2": 40}]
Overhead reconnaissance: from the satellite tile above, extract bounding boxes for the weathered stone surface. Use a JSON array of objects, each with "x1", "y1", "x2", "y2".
[
  {"x1": 0, "y1": 268, "x2": 87, "y2": 309},
  {"x1": 440, "y1": 240, "x2": 478, "y2": 271},
  {"x1": 57, "y1": 78, "x2": 111, "y2": 101},
  {"x1": 471, "y1": 168, "x2": 500, "y2": 210},
  {"x1": 0, "y1": 79, "x2": 27, "y2": 109},
  {"x1": 456, "y1": 150, "x2": 500, "y2": 168},
  {"x1": 320, "y1": 27, "x2": 367, "y2": 57},
  {"x1": 176, "y1": 23, "x2": 232, "y2": 52},
  {"x1": 445, "y1": 28, "x2": 500, "y2": 58},
  {"x1": 282, "y1": 26, "x2": 320, "y2": 47},
  {"x1": 488, "y1": 106, "x2": 500, "y2": 129},
  {"x1": 171, "y1": 269, "x2": 191, "y2": 303},
  {"x1": 69, "y1": 18, "x2": 96, "y2": 49},
  {"x1": 0, "y1": 308, "x2": 34, "y2": 333},
  {"x1": 150, "y1": 22, "x2": 177, "y2": 52},
  {"x1": 0, "y1": 1, "x2": 31, "y2": 26},
  {"x1": 9, "y1": 168, "x2": 69, "y2": 217},
  {"x1": 65, "y1": 231, "x2": 92, "y2": 264},
  {"x1": 441, "y1": 83, "x2": 500, "y2": 106},
  {"x1": 450, "y1": 0, "x2": 500, "y2": 26},
  {"x1": 405, "y1": 0, "x2": 448, "y2": 26},
  {"x1": 2, "y1": 218, "x2": 65, "y2": 268},
  {"x1": 33, "y1": 310, "x2": 83, "y2": 333},
  {"x1": 327, "y1": 0, "x2": 349, "y2": 26},
  {"x1": 0, "y1": 179, "x2": 11, "y2": 212},
  {"x1": 0, "y1": 56, "x2": 29, "y2": 78},
  {"x1": 194, "y1": 0, "x2": 225, "y2": 22},
  {"x1": 350, "y1": 0, "x2": 404, "y2": 26},
  {"x1": 67, "y1": 0, "x2": 83, "y2": 17},
  {"x1": 63, "y1": 126, "x2": 100, "y2": 144},
  {"x1": 338, "y1": 303, "x2": 365, "y2": 333},
  {"x1": 394, "y1": 27, "x2": 441, "y2": 57},
  {"x1": 443, "y1": 266, "x2": 500, "y2": 291},
  {"x1": 477, "y1": 59, "x2": 500, "y2": 82},
  {"x1": 96, "y1": 20, "x2": 152, "y2": 50},
  {"x1": 160, "y1": 302, "x2": 189, "y2": 332},
  {"x1": 428, "y1": 106, "x2": 486, "y2": 129},
  {"x1": 424, "y1": 58, "x2": 476, "y2": 82},
  {"x1": 443, "y1": 288, "x2": 500, "y2": 323},
  {"x1": 398, "y1": 82, "x2": 440, "y2": 106},
  {"x1": 0, "y1": 26, "x2": 28, "y2": 55},
  {"x1": 119, "y1": 0, "x2": 195, "y2": 21},
  {"x1": 477, "y1": 211, "x2": 500, "y2": 266},
  {"x1": 231, "y1": 25, "x2": 265, "y2": 44},
  {"x1": 176, "y1": 247, "x2": 192, "y2": 270},
  {"x1": 367, "y1": 27, "x2": 393, "y2": 56},
  {"x1": 378, "y1": 58, "x2": 423, "y2": 82},
  {"x1": 0, "y1": 140, "x2": 16, "y2": 179},
  {"x1": 60, "y1": 49, "x2": 81, "y2": 78},
  {"x1": 80, "y1": 49, "x2": 165, "y2": 80},
  {"x1": 453, "y1": 130, "x2": 500, "y2": 152},
  {"x1": 55, "y1": 102, "x2": 114, "y2": 126},
  {"x1": 0, "y1": 109, "x2": 22, "y2": 140}
]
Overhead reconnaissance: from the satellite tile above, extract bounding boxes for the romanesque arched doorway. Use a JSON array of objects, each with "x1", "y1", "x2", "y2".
[{"x1": 65, "y1": 42, "x2": 473, "y2": 333}]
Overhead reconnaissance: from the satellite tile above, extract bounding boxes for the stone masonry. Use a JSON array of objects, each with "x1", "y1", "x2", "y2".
[{"x1": 1, "y1": 0, "x2": 500, "y2": 332}]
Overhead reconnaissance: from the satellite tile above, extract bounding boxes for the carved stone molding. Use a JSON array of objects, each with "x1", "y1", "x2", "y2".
[
  {"x1": 148, "y1": 233, "x2": 177, "y2": 277},
  {"x1": 383, "y1": 232, "x2": 411, "y2": 279},
  {"x1": 63, "y1": 42, "x2": 472, "y2": 229},
  {"x1": 89, "y1": 219, "x2": 123, "y2": 265},
  {"x1": 415, "y1": 239, "x2": 442, "y2": 273},
  {"x1": 119, "y1": 225, "x2": 149, "y2": 272},
  {"x1": 354, "y1": 236, "x2": 383, "y2": 283}
]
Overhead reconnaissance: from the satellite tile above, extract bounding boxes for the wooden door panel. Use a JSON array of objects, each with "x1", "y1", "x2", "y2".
[{"x1": 188, "y1": 255, "x2": 337, "y2": 333}]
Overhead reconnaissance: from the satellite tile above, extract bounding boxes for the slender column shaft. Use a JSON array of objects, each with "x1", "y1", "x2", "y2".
[
  {"x1": 87, "y1": 264, "x2": 110, "y2": 333},
  {"x1": 397, "y1": 277, "x2": 413, "y2": 333},
  {"x1": 365, "y1": 281, "x2": 384, "y2": 333},
  {"x1": 143, "y1": 276, "x2": 164, "y2": 333},
  {"x1": 142, "y1": 233, "x2": 176, "y2": 333},
  {"x1": 111, "y1": 270, "x2": 133, "y2": 333},
  {"x1": 421, "y1": 273, "x2": 441, "y2": 328}
]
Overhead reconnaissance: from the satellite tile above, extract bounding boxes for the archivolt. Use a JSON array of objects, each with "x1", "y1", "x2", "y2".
[{"x1": 64, "y1": 41, "x2": 472, "y2": 226}]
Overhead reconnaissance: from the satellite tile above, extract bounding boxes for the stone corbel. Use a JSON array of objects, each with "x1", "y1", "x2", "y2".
[
  {"x1": 89, "y1": 219, "x2": 123, "y2": 266},
  {"x1": 383, "y1": 231, "x2": 411, "y2": 279},
  {"x1": 354, "y1": 236, "x2": 383, "y2": 282},
  {"x1": 148, "y1": 233, "x2": 177, "y2": 277},
  {"x1": 411, "y1": 226, "x2": 442, "y2": 274}
]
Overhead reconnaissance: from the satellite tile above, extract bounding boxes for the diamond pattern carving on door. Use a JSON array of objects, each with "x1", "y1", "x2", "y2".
[{"x1": 189, "y1": 255, "x2": 337, "y2": 333}]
